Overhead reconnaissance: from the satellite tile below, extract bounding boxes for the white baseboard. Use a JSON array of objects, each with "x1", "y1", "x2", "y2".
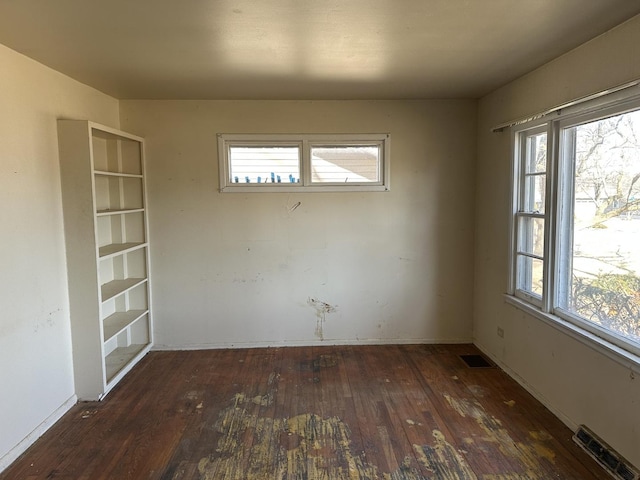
[
  {"x1": 152, "y1": 337, "x2": 473, "y2": 351},
  {"x1": 473, "y1": 341, "x2": 577, "y2": 432},
  {"x1": 0, "y1": 394, "x2": 77, "y2": 474}
]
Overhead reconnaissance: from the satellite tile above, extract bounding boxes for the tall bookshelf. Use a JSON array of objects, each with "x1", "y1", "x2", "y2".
[{"x1": 58, "y1": 120, "x2": 153, "y2": 400}]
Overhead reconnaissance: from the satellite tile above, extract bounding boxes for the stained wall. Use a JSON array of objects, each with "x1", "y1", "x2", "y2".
[
  {"x1": 0, "y1": 44, "x2": 119, "y2": 467},
  {"x1": 119, "y1": 99, "x2": 477, "y2": 348}
]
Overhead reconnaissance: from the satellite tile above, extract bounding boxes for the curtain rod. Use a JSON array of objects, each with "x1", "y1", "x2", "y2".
[{"x1": 491, "y1": 79, "x2": 640, "y2": 133}]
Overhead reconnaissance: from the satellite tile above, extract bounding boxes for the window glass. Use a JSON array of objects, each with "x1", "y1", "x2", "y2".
[
  {"x1": 524, "y1": 133, "x2": 547, "y2": 213},
  {"x1": 310, "y1": 145, "x2": 380, "y2": 183},
  {"x1": 518, "y1": 216, "x2": 545, "y2": 257},
  {"x1": 526, "y1": 133, "x2": 547, "y2": 173},
  {"x1": 524, "y1": 173, "x2": 546, "y2": 213},
  {"x1": 562, "y1": 110, "x2": 640, "y2": 344},
  {"x1": 517, "y1": 256, "x2": 544, "y2": 296},
  {"x1": 515, "y1": 130, "x2": 547, "y2": 300},
  {"x1": 228, "y1": 146, "x2": 300, "y2": 184}
]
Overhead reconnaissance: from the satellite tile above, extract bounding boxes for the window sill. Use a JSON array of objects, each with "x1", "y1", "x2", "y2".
[
  {"x1": 220, "y1": 184, "x2": 390, "y2": 193},
  {"x1": 503, "y1": 294, "x2": 640, "y2": 373}
]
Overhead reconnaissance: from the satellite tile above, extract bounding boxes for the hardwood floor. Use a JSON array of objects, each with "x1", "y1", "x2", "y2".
[{"x1": 1, "y1": 344, "x2": 608, "y2": 479}]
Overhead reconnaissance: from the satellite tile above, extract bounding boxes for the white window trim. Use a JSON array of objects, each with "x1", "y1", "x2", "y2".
[
  {"x1": 217, "y1": 133, "x2": 391, "y2": 193},
  {"x1": 507, "y1": 86, "x2": 640, "y2": 367},
  {"x1": 504, "y1": 294, "x2": 640, "y2": 374},
  {"x1": 509, "y1": 122, "x2": 549, "y2": 308}
]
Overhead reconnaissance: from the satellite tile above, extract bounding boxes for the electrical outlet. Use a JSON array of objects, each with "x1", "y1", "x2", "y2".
[{"x1": 497, "y1": 327, "x2": 504, "y2": 338}]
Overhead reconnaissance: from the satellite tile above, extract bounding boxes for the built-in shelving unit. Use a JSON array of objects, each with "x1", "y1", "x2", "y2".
[{"x1": 58, "y1": 120, "x2": 153, "y2": 401}]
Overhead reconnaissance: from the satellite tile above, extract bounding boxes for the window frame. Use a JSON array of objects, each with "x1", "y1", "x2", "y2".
[
  {"x1": 508, "y1": 91, "x2": 640, "y2": 364},
  {"x1": 218, "y1": 133, "x2": 390, "y2": 193},
  {"x1": 510, "y1": 124, "x2": 550, "y2": 308}
]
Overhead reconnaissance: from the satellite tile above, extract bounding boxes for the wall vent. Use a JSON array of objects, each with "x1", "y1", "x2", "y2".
[
  {"x1": 573, "y1": 425, "x2": 639, "y2": 480},
  {"x1": 459, "y1": 354, "x2": 493, "y2": 368}
]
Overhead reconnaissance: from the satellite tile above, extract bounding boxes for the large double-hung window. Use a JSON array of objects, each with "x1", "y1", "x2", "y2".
[{"x1": 510, "y1": 93, "x2": 640, "y2": 359}]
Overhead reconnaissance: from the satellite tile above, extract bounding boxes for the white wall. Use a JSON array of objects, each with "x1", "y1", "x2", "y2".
[
  {"x1": 475, "y1": 15, "x2": 640, "y2": 467},
  {"x1": 0, "y1": 44, "x2": 119, "y2": 468},
  {"x1": 120, "y1": 100, "x2": 477, "y2": 349}
]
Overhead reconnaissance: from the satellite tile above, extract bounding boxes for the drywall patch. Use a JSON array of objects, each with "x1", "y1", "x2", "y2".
[{"x1": 307, "y1": 297, "x2": 337, "y2": 340}]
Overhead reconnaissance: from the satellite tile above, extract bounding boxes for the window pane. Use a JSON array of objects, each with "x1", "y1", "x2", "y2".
[
  {"x1": 517, "y1": 255, "x2": 544, "y2": 296},
  {"x1": 524, "y1": 173, "x2": 546, "y2": 213},
  {"x1": 526, "y1": 133, "x2": 547, "y2": 173},
  {"x1": 229, "y1": 146, "x2": 300, "y2": 184},
  {"x1": 517, "y1": 216, "x2": 544, "y2": 257},
  {"x1": 564, "y1": 110, "x2": 640, "y2": 345},
  {"x1": 311, "y1": 145, "x2": 380, "y2": 183}
]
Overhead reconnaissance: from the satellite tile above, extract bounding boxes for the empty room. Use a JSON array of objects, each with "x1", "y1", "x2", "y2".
[{"x1": 1, "y1": 1, "x2": 640, "y2": 478}]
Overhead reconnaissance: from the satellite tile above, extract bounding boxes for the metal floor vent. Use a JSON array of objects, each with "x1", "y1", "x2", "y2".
[
  {"x1": 459, "y1": 354, "x2": 493, "y2": 368},
  {"x1": 573, "y1": 425, "x2": 639, "y2": 480}
]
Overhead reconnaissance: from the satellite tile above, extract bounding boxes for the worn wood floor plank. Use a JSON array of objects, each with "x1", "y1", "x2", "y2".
[
  {"x1": 404, "y1": 345, "x2": 539, "y2": 477},
  {"x1": 0, "y1": 345, "x2": 611, "y2": 480}
]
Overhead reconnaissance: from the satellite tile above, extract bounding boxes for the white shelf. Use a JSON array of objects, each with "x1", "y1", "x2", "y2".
[
  {"x1": 103, "y1": 310, "x2": 148, "y2": 342},
  {"x1": 101, "y1": 278, "x2": 146, "y2": 302},
  {"x1": 94, "y1": 170, "x2": 143, "y2": 178},
  {"x1": 96, "y1": 208, "x2": 145, "y2": 217},
  {"x1": 59, "y1": 119, "x2": 152, "y2": 401},
  {"x1": 99, "y1": 242, "x2": 146, "y2": 258},
  {"x1": 105, "y1": 344, "x2": 148, "y2": 382}
]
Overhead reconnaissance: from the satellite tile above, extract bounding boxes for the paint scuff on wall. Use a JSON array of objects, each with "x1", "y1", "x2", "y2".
[{"x1": 307, "y1": 297, "x2": 337, "y2": 340}]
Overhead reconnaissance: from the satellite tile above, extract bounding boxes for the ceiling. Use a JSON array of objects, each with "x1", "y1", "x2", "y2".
[{"x1": 1, "y1": 0, "x2": 639, "y2": 100}]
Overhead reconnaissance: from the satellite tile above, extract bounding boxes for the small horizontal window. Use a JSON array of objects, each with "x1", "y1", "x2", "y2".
[{"x1": 218, "y1": 134, "x2": 390, "y2": 192}]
